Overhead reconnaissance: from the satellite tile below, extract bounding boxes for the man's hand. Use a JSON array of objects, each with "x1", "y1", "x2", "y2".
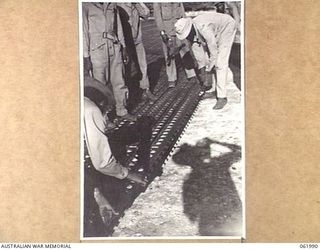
[
  {"x1": 83, "y1": 57, "x2": 92, "y2": 77},
  {"x1": 127, "y1": 171, "x2": 147, "y2": 187},
  {"x1": 168, "y1": 36, "x2": 177, "y2": 50},
  {"x1": 204, "y1": 71, "x2": 213, "y2": 88},
  {"x1": 197, "y1": 67, "x2": 206, "y2": 84},
  {"x1": 122, "y1": 47, "x2": 129, "y2": 65},
  {"x1": 160, "y1": 30, "x2": 169, "y2": 44}
]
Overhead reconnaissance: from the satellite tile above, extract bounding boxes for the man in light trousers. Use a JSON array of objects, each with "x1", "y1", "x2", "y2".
[
  {"x1": 175, "y1": 12, "x2": 236, "y2": 109},
  {"x1": 83, "y1": 2, "x2": 136, "y2": 121}
]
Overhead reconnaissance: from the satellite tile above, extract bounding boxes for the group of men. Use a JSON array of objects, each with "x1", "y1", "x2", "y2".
[
  {"x1": 83, "y1": 2, "x2": 157, "y2": 124},
  {"x1": 82, "y1": 2, "x2": 241, "y2": 232}
]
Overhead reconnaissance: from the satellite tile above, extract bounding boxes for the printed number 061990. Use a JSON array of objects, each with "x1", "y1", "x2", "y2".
[{"x1": 300, "y1": 244, "x2": 318, "y2": 249}]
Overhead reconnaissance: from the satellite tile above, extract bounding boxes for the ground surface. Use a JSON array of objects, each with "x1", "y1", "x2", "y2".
[{"x1": 111, "y1": 20, "x2": 243, "y2": 237}]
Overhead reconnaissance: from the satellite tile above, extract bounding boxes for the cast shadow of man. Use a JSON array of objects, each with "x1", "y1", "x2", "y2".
[{"x1": 172, "y1": 138, "x2": 242, "y2": 236}]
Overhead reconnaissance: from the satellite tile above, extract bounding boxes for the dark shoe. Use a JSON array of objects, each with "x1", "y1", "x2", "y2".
[
  {"x1": 168, "y1": 81, "x2": 176, "y2": 88},
  {"x1": 142, "y1": 89, "x2": 157, "y2": 102},
  {"x1": 201, "y1": 85, "x2": 212, "y2": 92},
  {"x1": 213, "y1": 98, "x2": 228, "y2": 110},
  {"x1": 118, "y1": 113, "x2": 137, "y2": 122},
  {"x1": 202, "y1": 91, "x2": 217, "y2": 100}
]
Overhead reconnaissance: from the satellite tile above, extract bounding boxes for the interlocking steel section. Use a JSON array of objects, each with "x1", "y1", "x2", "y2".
[
  {"x1": 116, "y1": 80, "x2": 201, "y2": 176},
  {"x1": 83, "y1": 78, "x2": 202, "y2": 237}
]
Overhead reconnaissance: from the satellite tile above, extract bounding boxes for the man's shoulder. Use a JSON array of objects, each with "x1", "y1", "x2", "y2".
[
  {"x1": 194, "y1": 14, "x2": 213, "y2": 31},
  {"x1": 194, "y1": 12, "x2": 229, "y2": 27},
  {"x1": 194, "y1": 12, "x2": 215, "y2": 21}
]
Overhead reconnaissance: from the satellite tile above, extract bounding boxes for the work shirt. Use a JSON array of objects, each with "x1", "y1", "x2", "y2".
[
  {"x1": 117, "y1": 3, "x2": 150, "y2": 45},
  {"x1": 154, "y1": 3, "x2": 186, "y2": 36},
  {"x1": 84, "y1": 97, "x2": 128, "y2": 179},
  {"x1": 192, "y1": 12, "x2": 235, "y2": 72},
  {"x1": 82, "y1": 2, "x2": 126, "y2": 58}
]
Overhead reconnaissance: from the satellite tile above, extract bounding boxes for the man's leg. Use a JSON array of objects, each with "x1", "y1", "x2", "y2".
[
  {"x1": 215, "y1": 23, "x2": 236, "y2": 99},
  {"x1": 109, "y1": 43, "x2": 129, "y2": 117},
  {"x1": 90, "y1": 45, "x2": 115, "y2": 98},
  {"x1": 213, "y1": 22, "x2": 236, "y2": 109},
  {"x1": 90, "y1": 45, "x2": 117, "y2": 124},
  {"x1": 136, "y1": 43, "x2": 150, "y2": 90},
  {"x1": 91, "y1": 46, "x2": 108, "y2": 84},
  {"x1": 227, "y1": 67, "x2": 234, "y2": 85},
  {"x1": 162, "y1": 41, "x2": 177, "y2": 85},
  {"x1": 136, "y1": 43, "x2": 156, "y2": 102}
]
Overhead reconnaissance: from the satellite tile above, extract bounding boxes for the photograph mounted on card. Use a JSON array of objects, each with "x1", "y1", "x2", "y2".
[{"x1": 79, "y1": 0, "x2": 244, "y2": 239}]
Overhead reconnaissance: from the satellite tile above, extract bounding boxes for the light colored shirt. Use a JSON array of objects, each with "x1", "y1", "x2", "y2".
[
  {"x1": 84, "y1": 97, "x2": 128, "y2": 179},
  {"x1": 192, "y1": 12, "x2": 235, "y2": 71},
  {"x1": 82, "y1": 3, "x2": 126, "y2": 58}
]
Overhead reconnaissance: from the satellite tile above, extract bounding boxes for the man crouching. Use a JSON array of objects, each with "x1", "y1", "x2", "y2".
[{"x1": 83, "y1": 76, "x2": 150, "y2": 235}]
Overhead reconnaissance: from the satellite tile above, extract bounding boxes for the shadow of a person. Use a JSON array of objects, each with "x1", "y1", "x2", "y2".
[{"x1": 172, "y1": 138, "x2": 242, "y2": 236}]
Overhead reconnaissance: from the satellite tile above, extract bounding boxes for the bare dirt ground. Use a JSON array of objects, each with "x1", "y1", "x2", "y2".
[
  {"x1": 113, "y1": 82, "x2": 243, "y2": 237},
  {"x1": 112, "y1": 20, "x2": 243, "y2": 237}
]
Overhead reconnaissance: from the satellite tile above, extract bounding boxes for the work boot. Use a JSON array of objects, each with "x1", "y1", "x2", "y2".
[
  {"x1": 213, "y1": 98, "x2": 228, "y2": 110},
  {"x1": 168, "y1": 81, "x2": 176, "y2": 88},
  {"x1": 118, "y1": 113, "x2": 137, "y2": 122},
  {"x1": 142, "y1": 89, "x2": 157, "y2": 102}
]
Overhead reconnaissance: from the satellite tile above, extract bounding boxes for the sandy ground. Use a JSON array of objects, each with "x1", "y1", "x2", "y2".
[{"x1": 113, "y1": 74, "x2": 243, "y2": 237}]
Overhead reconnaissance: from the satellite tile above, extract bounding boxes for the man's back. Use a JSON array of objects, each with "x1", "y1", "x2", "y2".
[
  {"x1": 84, "y1": 97, "x2": 128, "y2": 179},
  {"x1": 193, "y1": 12, "x2": 235, "y2": 35}
]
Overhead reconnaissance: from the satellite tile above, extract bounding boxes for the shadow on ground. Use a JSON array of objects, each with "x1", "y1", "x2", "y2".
[{"x1": 172, "y1": 138, "x2": 242, "y2": 236}]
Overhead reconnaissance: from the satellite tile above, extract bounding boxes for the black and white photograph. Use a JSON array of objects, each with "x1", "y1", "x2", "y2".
[{"x1": 80, "y1": 0, "x2": 244, "y2": 239}]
